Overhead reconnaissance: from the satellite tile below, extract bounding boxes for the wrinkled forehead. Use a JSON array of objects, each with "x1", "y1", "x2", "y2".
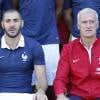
[
  {"x1": 79, "y1": 11, "x2": 97, "y2": 21},
  {"x1": 3, "y1": 11, "x2": 21, "y2": 21}
]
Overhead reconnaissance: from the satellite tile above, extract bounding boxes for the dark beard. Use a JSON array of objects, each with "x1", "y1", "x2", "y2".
[{"x1": 3, "y1": 28, "x2": 21, "y2": 38}]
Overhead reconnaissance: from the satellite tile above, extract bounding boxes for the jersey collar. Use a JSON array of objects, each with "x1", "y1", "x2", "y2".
[{"x1": 1, "y1": 34, "x2": 25, "y2": 49}]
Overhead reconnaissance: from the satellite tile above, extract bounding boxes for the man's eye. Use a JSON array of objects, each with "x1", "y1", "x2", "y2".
[
  {"x1": 82, "y1": 21, "x2": 87, "y2": 24},
  {"x1": 14, "y1": 19, "x2": 20, "y2": 22},
  {"x1": 90, "y1": 20, "x2": 95, "y2": 23},
  {"x1": 6, "y1": 19, "x2": 10, "y2": 23}
]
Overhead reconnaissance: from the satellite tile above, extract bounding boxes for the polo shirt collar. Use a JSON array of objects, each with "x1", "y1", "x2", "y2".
[
  {"x1": 1, "y1": 34, "x2": 25, "y2": 49},
  {"x1": 79, "y1": 38, "x2": 97, "y2": 63},
  {"x1": 79, "y1": 38, "x2": 97, "y2": 49}
]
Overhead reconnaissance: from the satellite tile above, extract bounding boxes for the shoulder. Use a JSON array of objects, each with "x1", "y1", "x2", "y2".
[
  {"x1": 24, "y1": 36, "x2": 41, "y2": 47},
  {"x1": 24, "y1": 36, "x2": 43, "y2": 52},
  {"x1": 60, "y1": 39, "x2": 80, "y2": 58},
  {"x1": 63, "y1": 39, "x2": 79, "y2": 49}
]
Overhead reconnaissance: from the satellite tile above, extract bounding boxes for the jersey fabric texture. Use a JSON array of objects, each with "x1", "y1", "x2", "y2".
[
  {"x1": 19, "y1": 0, "x2": 59, "y2": 44},
  {"x1": 0, "y1": 35, "x2": 45, "y2": 93}
]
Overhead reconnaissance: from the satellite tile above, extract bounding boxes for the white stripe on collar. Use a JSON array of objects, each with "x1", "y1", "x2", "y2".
[
  {"x1": 1, "y1": 34, "x2": 25, "y2": 49},
  {"x1": 80, "y1": 39, "x2": 96, "y2": 63}
]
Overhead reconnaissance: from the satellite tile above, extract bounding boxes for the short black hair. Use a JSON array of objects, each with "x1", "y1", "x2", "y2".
[{"x1": 2, "y1": 9, "x2": 22, "y2": 20}]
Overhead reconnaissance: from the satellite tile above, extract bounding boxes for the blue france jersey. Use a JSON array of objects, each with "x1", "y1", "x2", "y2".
[
  {"x1": 19, "y1": 0, "x2": 59, "y2": 44},
  {"x1": 0, "y1": 36, "x2": 45, "y2": 93}
]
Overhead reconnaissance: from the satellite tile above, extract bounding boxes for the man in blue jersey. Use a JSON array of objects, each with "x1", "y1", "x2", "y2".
[
  {"x1": 0, "y1": 0, "x2": 13, "y2": 37},
  {"x1": 0, "y1": 9, "x2": 48, "y2": 100},
  {"x1": 12, "y1": 0, "x2": 60, "y2": 100},
  {"x1": 63, "y1": 0, "x2": 100, "y2": 40}
]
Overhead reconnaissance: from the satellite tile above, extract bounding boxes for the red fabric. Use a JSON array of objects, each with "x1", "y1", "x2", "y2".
[
  {"x1": 54, "y1": 38, "x2": 100, "y2": 99},
  {"x1": 57, "y1": 15, "x2": 70, "y2": 45}
]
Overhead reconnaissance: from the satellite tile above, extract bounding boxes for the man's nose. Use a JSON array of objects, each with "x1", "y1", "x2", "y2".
[
  {"x1": 10, "y1": 21, "x2": 15, "y2": 26},
  {"x1": 86, "y1": 22, "x2": 91, "y2": 28}
]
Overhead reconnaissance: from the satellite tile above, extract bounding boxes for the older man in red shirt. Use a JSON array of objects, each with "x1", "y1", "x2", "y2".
[{"x1": 54, "y1": 8, "x2": 100, "y2": 100}]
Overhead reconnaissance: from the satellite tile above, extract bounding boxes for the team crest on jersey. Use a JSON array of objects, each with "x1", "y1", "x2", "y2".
[{"x1": 21, "y1": 52, "x2": 28, "y2": 62}]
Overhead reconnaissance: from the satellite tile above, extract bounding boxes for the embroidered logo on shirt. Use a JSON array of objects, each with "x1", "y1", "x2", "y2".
[
  {"x1": 73, "y1": 59, "x2": 80, "y2": 63},
  {"x1": 21, "y1": 52, "x2": 28, "y2": 61},
  {"x1": 95, "y1": 68, "x2": 100, "y2": 74},
  {"x1": 96, "y1": 68, "x2": 100, "y2": 71}
]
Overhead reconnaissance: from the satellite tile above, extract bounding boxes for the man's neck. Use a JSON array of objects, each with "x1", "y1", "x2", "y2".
[
  {"x1": 4, "y1": 34, "x2": 21, "y2": 50},
  {"x1": 81, "y1": 36, "x2": 96, "y2": 49}
]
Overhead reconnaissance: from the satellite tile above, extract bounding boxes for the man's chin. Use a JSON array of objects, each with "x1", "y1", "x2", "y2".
[
  {"x1": 6, "y1": 33, "x2": 19, "y2": 38},
  {"x1": 84, "y1": 35, "x2": 96, "y2": 38}
]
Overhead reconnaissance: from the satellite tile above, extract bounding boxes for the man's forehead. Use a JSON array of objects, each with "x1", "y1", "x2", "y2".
[
  {"x1": 3, "y1": 12, "x2": 21, "y2": 20},
  {"x1": 80, "y1": 13, "x2": 96, "y2": 20}
]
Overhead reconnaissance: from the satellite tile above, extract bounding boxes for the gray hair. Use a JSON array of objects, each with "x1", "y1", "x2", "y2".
[{"x1": 77, "y1": 8, "x2": 98, "y2": 24}]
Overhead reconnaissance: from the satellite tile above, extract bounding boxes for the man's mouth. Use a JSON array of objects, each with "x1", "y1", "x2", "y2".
[
  {"x1": 86, "y1": 29, "x2": 92, "y2": 32},
  {"x1": 9, "y1": 28, "x2": 16, "y2": 32}
]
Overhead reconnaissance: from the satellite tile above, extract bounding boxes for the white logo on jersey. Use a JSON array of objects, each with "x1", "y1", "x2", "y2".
[
  {"x1": 73, "y1": 59, "x2": 80, "y2": 63},
  {"x1": 21, "y1": 52, "x2": 28, "y2": 61}
]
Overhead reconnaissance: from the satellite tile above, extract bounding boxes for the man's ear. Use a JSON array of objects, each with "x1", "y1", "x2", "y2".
[
  {"x1": 21, "y1": 20, "x2": 24, "y2": 28},
  {"x1": 1, "y1": 21, "x2": 4, "y2": 29},
  {"x1": 96, "y1": 20, "x2": 99, "y2": 30},
  {"x1": 77, "y1": 23, "x2": 80, "y2": 30}
]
